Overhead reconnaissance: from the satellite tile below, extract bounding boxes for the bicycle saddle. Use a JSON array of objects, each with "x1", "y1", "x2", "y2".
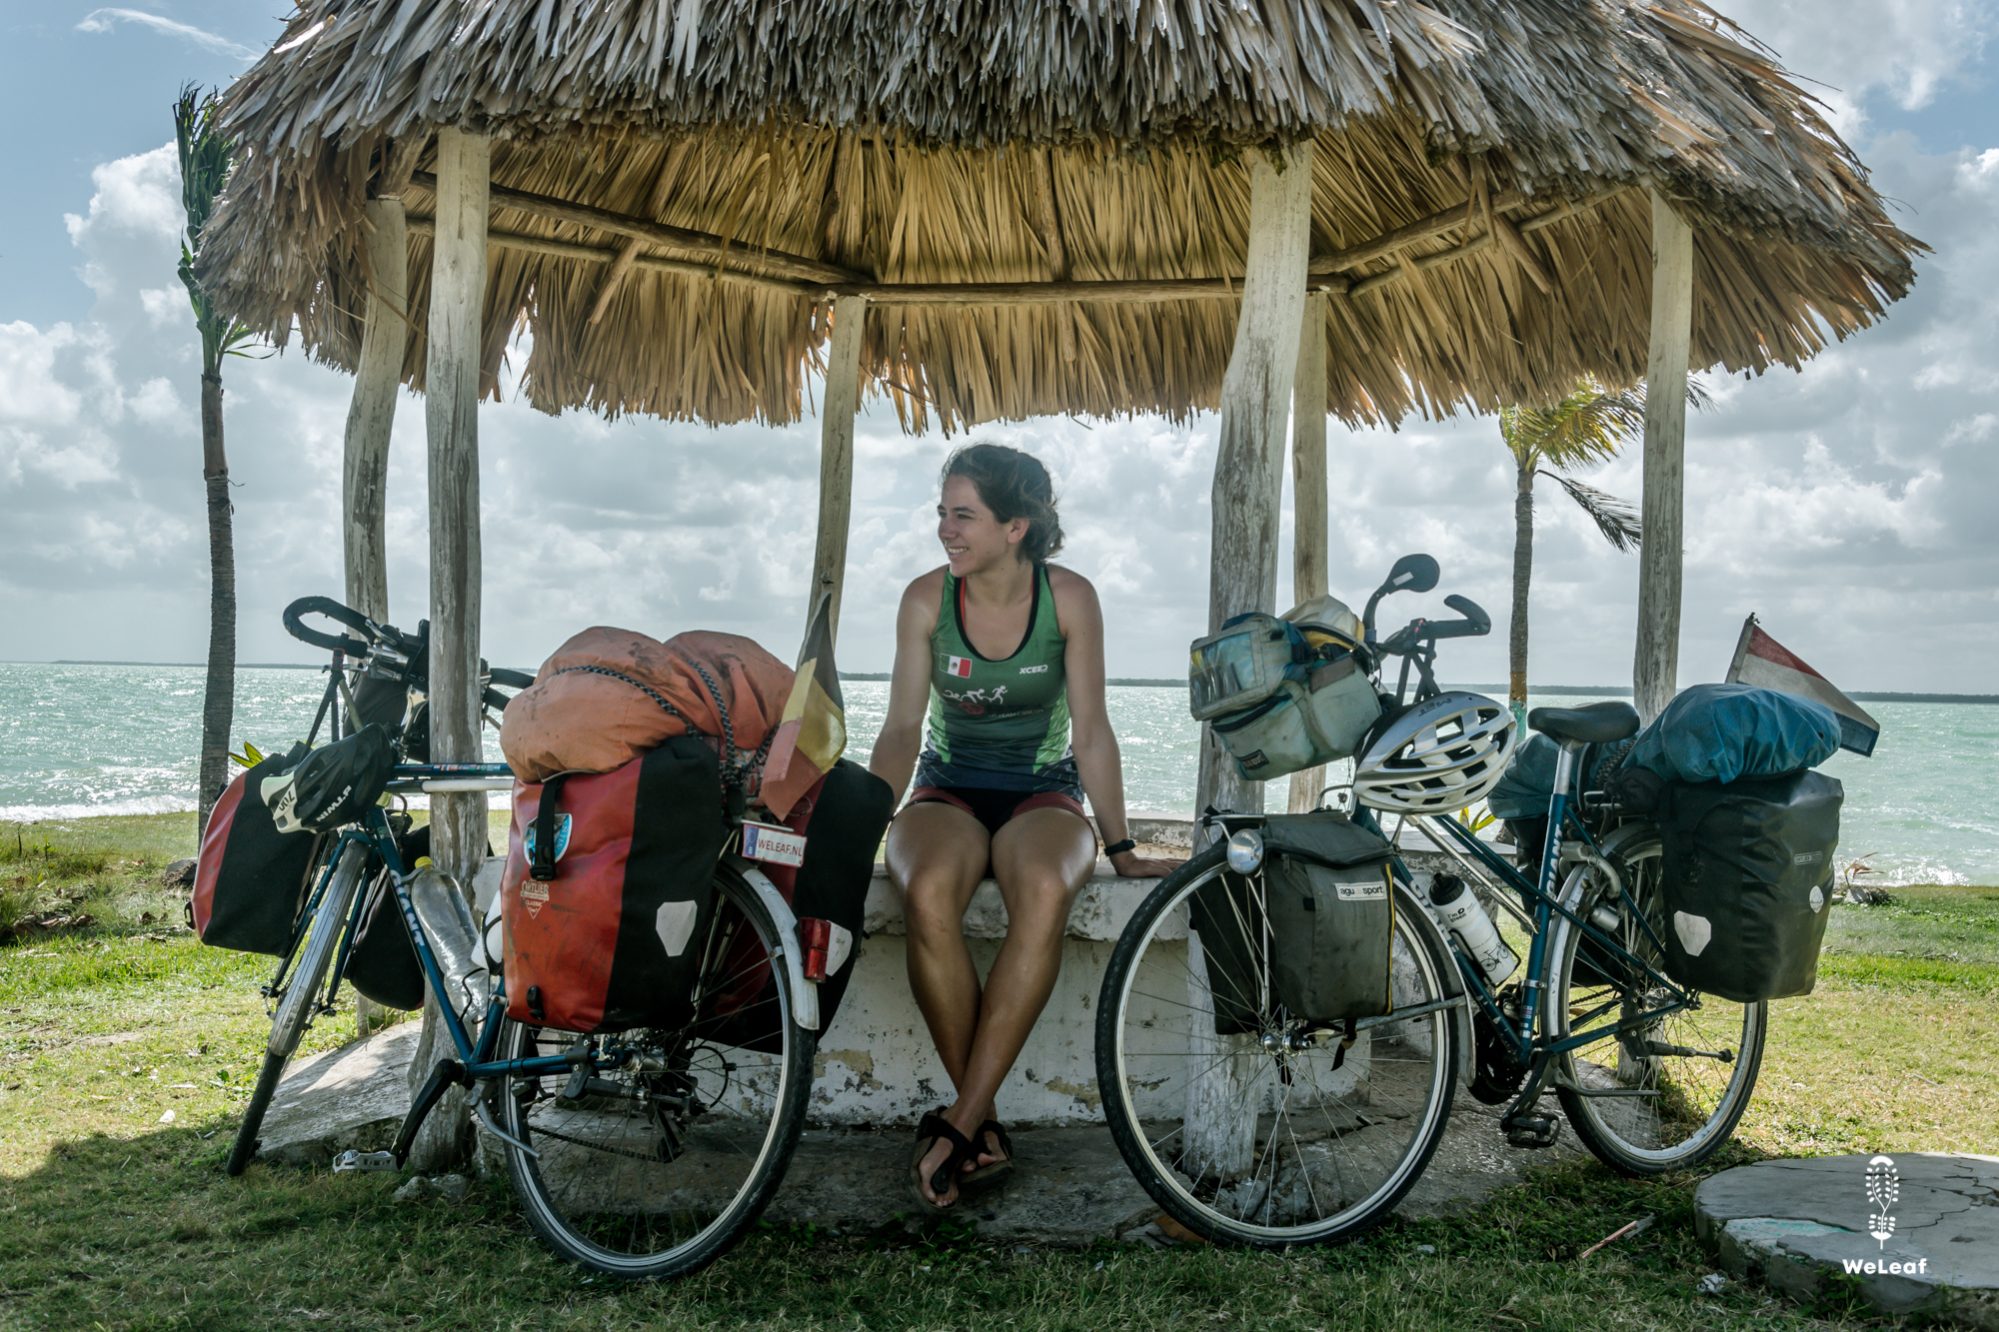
[{"x1": 1526, "y1": 700, "x2": 1640, "y2": 745}]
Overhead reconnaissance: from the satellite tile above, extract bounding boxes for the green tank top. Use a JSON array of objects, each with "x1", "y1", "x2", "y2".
[{"x1": 913, "y1": 565, "x2": 1080, "y2": 796}]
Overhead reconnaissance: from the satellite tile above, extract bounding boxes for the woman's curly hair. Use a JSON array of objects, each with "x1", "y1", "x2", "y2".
[{"x1": 941, "y1": 443, "x2": 1064, "y2": 564}]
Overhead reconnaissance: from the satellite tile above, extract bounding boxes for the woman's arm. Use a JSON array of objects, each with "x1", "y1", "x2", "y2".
[
  {"x1": 867, "y1": 574, "x2": 940, "y2": 804},
  {"x1": 1054, "y1": 570, "x2": 1179, "y2": 878}
]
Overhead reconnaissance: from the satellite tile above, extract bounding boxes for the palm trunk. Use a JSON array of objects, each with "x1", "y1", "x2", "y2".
[
  {"x1": 197, "y1": 370, "x2": 236, "y2": 831},
  {"x1": 1507, "y1": 459, "x2": 1534, "y2": 731}
]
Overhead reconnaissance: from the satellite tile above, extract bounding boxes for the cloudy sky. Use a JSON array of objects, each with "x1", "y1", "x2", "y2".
[{"x1": 1, "y1": 2, "x2": 1993, "y2": 693}]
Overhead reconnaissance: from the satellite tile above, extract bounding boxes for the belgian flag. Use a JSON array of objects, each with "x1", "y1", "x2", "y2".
[{"x1": 760, "y1": 588, "x2": 847, "y2": 818}]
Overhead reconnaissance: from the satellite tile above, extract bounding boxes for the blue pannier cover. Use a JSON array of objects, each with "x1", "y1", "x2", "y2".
[{"x1": 1625, "y1": 683, "x2": 1841, "y2": 785}]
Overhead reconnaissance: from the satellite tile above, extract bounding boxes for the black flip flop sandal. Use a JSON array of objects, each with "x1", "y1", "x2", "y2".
[
  {"x1": 909, "y1": 1109, "x2": 977, "y2": 1213},
  {"x1": 960, "y1": 1118, "x2": 1015, "y2": 1191}
]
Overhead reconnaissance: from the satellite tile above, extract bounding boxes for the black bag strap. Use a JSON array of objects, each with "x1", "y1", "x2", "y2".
[
  {"x1": 530, "y1": 773, "x2": 570, "y2": 881},
  {"x1": 546, "y1": 660, "x2": 768, "y2": 815}
]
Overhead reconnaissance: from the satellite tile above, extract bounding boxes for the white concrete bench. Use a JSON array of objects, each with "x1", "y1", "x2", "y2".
[{"x1": 476, "y1": 816, "x2": 1469, "y2": 1130}]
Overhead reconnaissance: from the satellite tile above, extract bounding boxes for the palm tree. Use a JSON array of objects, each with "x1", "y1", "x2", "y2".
[
  {"x1": 1500, "y1": 379, "x2": 1646, "y2": 729},
  {"x1": 174, "y1": 86, "x2": 259, "y2": 828}
]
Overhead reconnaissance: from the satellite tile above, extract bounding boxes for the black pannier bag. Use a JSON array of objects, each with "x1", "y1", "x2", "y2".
[
  {"x1": 1190, "y1": 815, "x2": 1395, "y2": 1033},
  {"x1": 703, "y1": 759, "x2": 896, "y2": 1052},
  {"x1": 342, "y1": 825, "x2": 433, "y2": 1011},
  {"x1": 1657, "y1": 770, "x2": 1842, "y2": 1003},
  {"x1": 191, "y1": 743, "x2": 322, "y2": 955}
]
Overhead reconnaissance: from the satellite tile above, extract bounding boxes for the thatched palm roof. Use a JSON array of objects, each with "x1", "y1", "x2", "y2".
[{"x1": 200, "y1": 0, "x2": 1922, "y2": 431}]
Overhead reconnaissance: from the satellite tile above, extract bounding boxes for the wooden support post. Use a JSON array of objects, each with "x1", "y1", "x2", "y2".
[
  {"x1": 342, "y1": 197, "x2": 409, "y2": 1039},
  {"x1": 1634, "y1": 193, "x2": 1694, "y2": 723},
  {"x1": 342, "y1": 199, "x2": 408, "y2": 623},
  {"x1": 408, "y1": 128, "x2": 490, "y2": 1170},
  {"x1": 809, "y1": 295, "x2": 865, "y2": 645},
  {"x1": 1188, "y1": 142, "x2": 1315, "y2": 1179},
  {"x1": 1287, "y1": 292, "x2": 1331, "y2": 815}
]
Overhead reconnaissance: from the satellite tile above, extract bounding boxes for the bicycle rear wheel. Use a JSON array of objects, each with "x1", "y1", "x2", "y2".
[
  {"x1": 494, "y1": 864, "x2": 813, "y2": 1280},
  {"x1": 1552, "y1": 833, "x2": 1766, "y2": 1174},
  {"x1": 225, "y1": 843, "x2": 368, "y2": 1175},
  {"x1": 1096, "y1": 844, "x2": 1460, "y2": 1247}
]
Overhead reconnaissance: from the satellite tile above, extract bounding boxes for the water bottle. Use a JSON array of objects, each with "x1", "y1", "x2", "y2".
[
  {"x1": 1428, "y1": 873, "x2": 1519, "y2": 986},
  {"x1": 408, "y1": 857, "x2": 488, "y2": 1027}
]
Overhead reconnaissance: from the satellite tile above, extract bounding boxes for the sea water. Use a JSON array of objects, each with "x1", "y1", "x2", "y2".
[{"x1": 0, "y1": 664, "x2": 1990, "y2": 886}]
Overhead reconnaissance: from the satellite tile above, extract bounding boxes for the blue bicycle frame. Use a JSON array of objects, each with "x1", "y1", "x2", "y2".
[
  {"x1": 1411, "y1": 741, "x2": 1698, "y2": 1070},
  {"x1": 286, "y1": 762, "x2": 573, "y2": 1085}
]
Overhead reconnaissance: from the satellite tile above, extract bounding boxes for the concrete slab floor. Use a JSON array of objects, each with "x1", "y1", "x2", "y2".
[{"x1": 254, "y1": 1024, "x2": 1582, "y2": 1244}]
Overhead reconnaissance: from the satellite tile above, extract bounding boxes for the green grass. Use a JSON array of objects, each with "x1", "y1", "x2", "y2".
[{"x1": 1, "y1": 817, "x2": 1991, "y2": 1329}]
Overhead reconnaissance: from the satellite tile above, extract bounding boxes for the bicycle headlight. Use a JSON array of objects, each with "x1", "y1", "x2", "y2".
[{"x1": 1225, "y1": 828, "x2": 1265, "y2": 874}]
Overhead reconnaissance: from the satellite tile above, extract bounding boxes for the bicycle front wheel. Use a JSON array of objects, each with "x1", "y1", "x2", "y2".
[
  {"x1": 494, "y1": 864, "x2": 814, "y2": 1281},
  {"x1": 226, "y1": 842, "x2": 368, "y2": 1175},
  {"x1": 1096, "y1": 844, "x2": 1461, "y2": 1247},
  {"x1": 1552, "y1": 833, "x2": 1766, "y2": 1174}
]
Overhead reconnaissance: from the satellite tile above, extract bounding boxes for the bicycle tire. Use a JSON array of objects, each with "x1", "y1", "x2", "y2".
[
  {"x1": 495, "y1": 863, "x2": 814, "y2": 1280},
  {"x1": 1551, "y1": 831, "x2": 1766, "y2": 1175},
  {"x1": 225, "y1": 843, "x2": 369, "y2": 1175},
  {"x1": 1096, "y1": 842, "x2": 1461, "y2": 1247}
]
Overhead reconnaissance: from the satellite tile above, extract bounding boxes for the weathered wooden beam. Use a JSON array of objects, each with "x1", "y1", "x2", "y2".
[
  {"x1": 809, "y1": 295, "x2": 866, "y2": 646},
  {"x1": 1188, "y1": 142, "x2": 1316, "y2": 1178},
  {"x1": 342, "y1": 197, "x2": 409, "y2": 1043},
  {"x1": 400, "y1": 185, "x2": 1620, "y2": 312},
  {"x1": 1634, "y1": 193, "x2": 1695, "y2": 723},
  {"x1": 1492, "y1": 211, "x2": 1556, "y2": 296},
  {"x1": 1287, "y1": 291, "x2": 1332, "y2": 816},
  {"x1": 410, "y1": 170, "x2": 865, "y2": 288},
  {"x1": 343, "y1": 198, "x2": 408, "y2": 624},
  {"x1": 409, "y1": 128, "x2": 490, "y2": 1172}
]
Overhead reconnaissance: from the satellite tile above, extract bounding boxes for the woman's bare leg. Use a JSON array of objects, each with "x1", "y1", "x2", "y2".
[
  {"x1": 931, "y1": 807, "x2": 1096, "y2": 1182},
  {"x1": 886, "y1": 802, "x2": 990, "y2": 1104}
]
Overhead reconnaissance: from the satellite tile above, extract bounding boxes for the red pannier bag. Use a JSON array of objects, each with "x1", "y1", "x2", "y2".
[
  {"x1": 498, "y1": 736, "x2": 729, "y2": 1034},
  {"x1": 191, "y1": 743, "x2": 324, "y2": 954},
  {"x1": 702, "y1": 759, "x2": 895, "y2": 1051}
]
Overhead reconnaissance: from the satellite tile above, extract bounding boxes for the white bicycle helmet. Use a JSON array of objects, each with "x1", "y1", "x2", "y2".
[{"x1": 1354, "y1": 692, "x2": 1516, "y2": 815}]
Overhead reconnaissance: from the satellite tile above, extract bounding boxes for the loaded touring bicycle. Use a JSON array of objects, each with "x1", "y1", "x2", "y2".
[
  {"x1": 195, "y1": 596, "x2": 884, "y2": 1280},
  {"x1": 1095, "y1": 555, "x2": 1838, "y2": 1247}
]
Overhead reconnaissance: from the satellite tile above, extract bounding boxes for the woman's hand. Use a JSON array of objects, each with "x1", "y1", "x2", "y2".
[{"x1": 1110, "y1": 850, "x2": 1182, "y2": 878}]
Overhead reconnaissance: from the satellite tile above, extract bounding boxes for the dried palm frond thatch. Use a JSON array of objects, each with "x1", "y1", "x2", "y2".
[{"x1": 198, "y1": 0, "x2": 1924, "y2": 432}]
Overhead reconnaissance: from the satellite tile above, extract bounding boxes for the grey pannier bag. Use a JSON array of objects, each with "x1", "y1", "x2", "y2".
[
  {"x1": 1188, "y1": 596, "x2": 1382, "y2": 782},
  {"x1": 1189, "y1": 815, "x2": 1396, "y2": 1033}
]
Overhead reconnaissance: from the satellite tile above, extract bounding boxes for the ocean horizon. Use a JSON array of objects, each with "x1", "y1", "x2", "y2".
[{"x1": 2, "y1": 663, "x2": 1991, "y2": 888}]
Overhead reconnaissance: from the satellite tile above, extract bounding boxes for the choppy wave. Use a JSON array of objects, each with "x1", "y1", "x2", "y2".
[{"x1": 0, "y1": 795, "x2": 198, "y2": 822}]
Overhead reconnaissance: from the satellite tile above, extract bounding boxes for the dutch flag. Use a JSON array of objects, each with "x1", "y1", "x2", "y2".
[{"x1": 1726, "y1": 616, "x2": 1880, "y2": 757}]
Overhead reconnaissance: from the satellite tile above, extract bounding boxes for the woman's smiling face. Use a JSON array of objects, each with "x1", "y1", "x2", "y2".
[{"x1": 937, "y1": 475, "x2": 1026, "y2": 575}]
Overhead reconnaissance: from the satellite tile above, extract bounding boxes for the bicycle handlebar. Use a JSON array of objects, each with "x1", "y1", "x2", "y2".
[
  {"x1": 283, "y1": 596, "x2": 377, "y2": 657},
  {"x1": 1378, "y1": 594, "x2": 1493, "y2": 656}
]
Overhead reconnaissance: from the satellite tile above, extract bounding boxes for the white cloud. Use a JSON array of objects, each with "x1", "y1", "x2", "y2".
[
  {"x1": 75, "y1": 8, "x2": 258, "y2": 60},
  {"x1": 0, "y1": 323, "x2": 85, "y2": 425},
  {"x1": 1721, "y1": 0, "x2": 1994, "y2": 136}
]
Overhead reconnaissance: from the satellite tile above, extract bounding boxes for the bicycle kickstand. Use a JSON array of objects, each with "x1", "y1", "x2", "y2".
[
  {"x1": 391, "y1": 1058, "x2": 467, "y2": 1166},
  {"x1": 1499, "y1": 1064, "x2": 1564, "y2": 1150}
]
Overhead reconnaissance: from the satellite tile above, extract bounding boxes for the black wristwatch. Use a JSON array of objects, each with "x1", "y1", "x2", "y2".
[{"x1": 1102, "y1": 837, "x2": 1137, "y2": 858}]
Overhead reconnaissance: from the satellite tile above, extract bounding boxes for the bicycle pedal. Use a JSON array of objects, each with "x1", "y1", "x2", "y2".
[
  {"x1": 332, "y1": 1149, "x2": 398, "y2": 1174},
  {"x1": 1501, "y1": 1112, "x2": 1562, "y2": 1150}
]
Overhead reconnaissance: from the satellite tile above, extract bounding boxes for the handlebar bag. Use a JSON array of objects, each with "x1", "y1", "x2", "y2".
[
  {"x1": 1209, "y1": 656, "x2": 1382, "y2": 782},
  {"x1": 699, "y1": 759, "x2": 896, "y2": 1052},
  {"x1": 1657, "y1": 769, "x2": 1842, "y2": 1002},
  {"x1": 498, "y1": 735, "x2": 729, "y2": 1034},
  {"x1": 1189, "y1": 614, "x2": 1300, "y2": 721},
  {"x1": 1189, "y1": 815, "x2": 1395, "y2": 1033},
  {"x1": 191, "y1": 743, "x2": 323, "y2": 955}
]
